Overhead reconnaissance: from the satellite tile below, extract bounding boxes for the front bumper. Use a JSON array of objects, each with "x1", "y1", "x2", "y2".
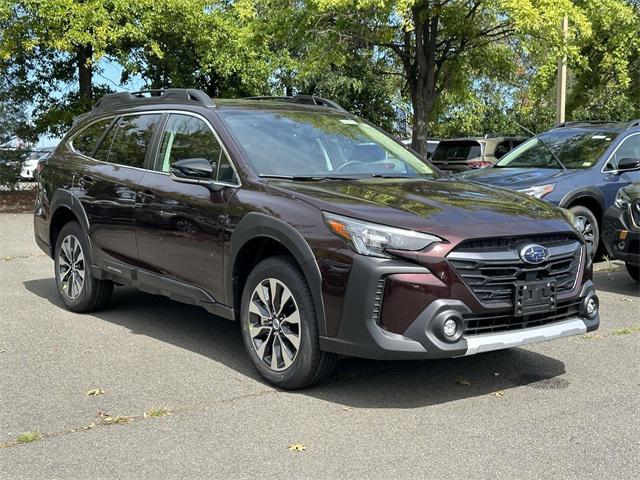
[
  {"x1": 319, "y1": 256, "x2": 599, "y2": 360},
  {"x1": 602, "y1": 206, "x2": 640, "y2": 266}
]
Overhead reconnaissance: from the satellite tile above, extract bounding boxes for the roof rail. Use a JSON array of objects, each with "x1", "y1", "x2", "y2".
[
  {"x1": 245, "y1": 94, "x2": 347, "y2": 112},
  {"x1": 554, "y1": 120, "x2": 621, "y2": 128},
  {"x1": 93, "y1": 88, "x2": 214, "y2": 110},
  {"x1": 626, "y1": 119, "x2": 640, "y2": 129}
]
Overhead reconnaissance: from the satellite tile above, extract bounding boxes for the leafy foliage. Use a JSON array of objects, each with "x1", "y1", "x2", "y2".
[{"x1": 0, "y1": 0, "x2": 638, "y2": 147}]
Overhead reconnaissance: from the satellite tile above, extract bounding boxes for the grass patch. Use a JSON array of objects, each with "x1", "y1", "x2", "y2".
[
  {"x1": 582, "y1": 333, "x2": 600, "y2": 340},
  {"x1": 144, "y1": 408, "x2": 169, "y2": 418},
  {"x1": 102, "y1": 415, "x2": 133, "y2": 425},
  {"x1": 612, "y1": 325, "x2": 640, "y2": 336},
  {"x1": 16, "y1": 431, "x2": 42, "y2": 443}
]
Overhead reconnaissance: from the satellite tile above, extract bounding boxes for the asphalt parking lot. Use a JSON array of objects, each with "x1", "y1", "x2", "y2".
[{"x1": 1, "y1": 213, "x2": 639, "y2": 479}]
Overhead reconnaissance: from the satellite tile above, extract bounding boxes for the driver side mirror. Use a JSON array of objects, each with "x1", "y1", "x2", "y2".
[
  {"x1": 170, "y1": 158, "x2": 217, "y2": 187},
  {"x1": 616, "y1": 157, "x2": 640, "y2": 172}
]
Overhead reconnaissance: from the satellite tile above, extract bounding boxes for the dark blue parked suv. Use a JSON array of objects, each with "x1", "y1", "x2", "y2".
[{"x1": 460, "y1": 120, "x2": 640, "y2": 257}]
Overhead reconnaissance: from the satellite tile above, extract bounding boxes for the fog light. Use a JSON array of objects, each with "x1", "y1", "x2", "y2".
[
  {"x1": 443, "y1": 318, "x2": 458, "y2": 337},
  {"x1": 580, "y1": 294, "x2": 599, "y2": 320}
]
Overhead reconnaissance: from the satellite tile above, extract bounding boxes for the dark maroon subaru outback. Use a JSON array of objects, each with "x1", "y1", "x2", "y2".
[{"x1": 34, "y1": 89, "x2": 600, "y2": 389}]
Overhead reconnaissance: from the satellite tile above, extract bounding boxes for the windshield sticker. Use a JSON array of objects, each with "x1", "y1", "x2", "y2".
[
  {"x1": 591, "y1": 135, "x2": 607, "y2": 139},
  {"x1": 340, "y1": 119, "x2": 359, "y2": 125}
]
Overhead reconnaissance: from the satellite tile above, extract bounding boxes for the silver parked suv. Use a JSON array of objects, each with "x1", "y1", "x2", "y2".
[{"x1": 431, "y1": 135, "x2": 527, "y2": 172}]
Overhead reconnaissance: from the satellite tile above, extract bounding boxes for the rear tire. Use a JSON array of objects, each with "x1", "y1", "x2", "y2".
[
  {"x1": 626, "y1": 262, "x2": 640, "y2": 282},
  {"x1": 240, "y1": 255, "x2": 337, "y2": 389},
  {"x1": 54, "y1": 221, "x2": 113, "y2": 312},
  {"x1": 570, "y1": 205, "x2": 599, "y2": 259}
]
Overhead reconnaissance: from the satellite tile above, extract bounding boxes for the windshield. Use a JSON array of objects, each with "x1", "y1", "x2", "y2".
[
  {"x1": 495, "y1": 130, "x2": 617, "y2": 169},
  {"x1": 432, "y1": 141, "x2": 482, "y2": 162},
  {"x1": 218, "y1": 109, "x2": 437, "y2": 178}
]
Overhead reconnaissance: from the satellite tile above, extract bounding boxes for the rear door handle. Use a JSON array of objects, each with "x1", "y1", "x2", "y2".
[
  {"x1": 79, "y1": 175, "x2": 94, "y2": 188},
  {"x1": 137, "y1": 190, "x2": 155, "y2": 203}
]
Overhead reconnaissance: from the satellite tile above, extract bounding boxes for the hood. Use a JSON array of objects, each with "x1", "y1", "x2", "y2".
[
  {"x1": 457, "y1": 167, "x2": 582, "y2": 189},
  {"x1": 268, "y1": 177, "x2": 574, "y2": 241}
]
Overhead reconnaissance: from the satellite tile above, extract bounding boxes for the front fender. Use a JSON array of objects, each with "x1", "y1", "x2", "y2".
[{"x1": 227, "y1": 212, "x2": 327, "y2": 336}]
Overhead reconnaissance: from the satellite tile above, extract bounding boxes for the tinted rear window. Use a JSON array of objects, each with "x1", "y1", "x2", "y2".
[{"x1": 432, "y1": 141, "x2": 481, "y2": 162}]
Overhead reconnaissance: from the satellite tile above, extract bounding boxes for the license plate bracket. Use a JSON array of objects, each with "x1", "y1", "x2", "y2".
[{"x1": 515, "y1": 281, "x2": 557, "y2": 316}]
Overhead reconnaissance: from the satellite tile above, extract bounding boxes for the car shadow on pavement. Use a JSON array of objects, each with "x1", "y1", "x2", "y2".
[
  {"x1": 592, "y1": 269, "x2": 640, "y2": 297},
  {"x1": 24, "y1": 278, "x2": 568, "y2": 409}
]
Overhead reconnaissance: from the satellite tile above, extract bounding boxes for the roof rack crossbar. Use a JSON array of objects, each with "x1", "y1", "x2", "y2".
[
  {"x1": 93, "y1": 88, "x2": 214, "y2": 110},
  {"x1": 245, "y1": 94, "x2": 347, "y2": 112}
]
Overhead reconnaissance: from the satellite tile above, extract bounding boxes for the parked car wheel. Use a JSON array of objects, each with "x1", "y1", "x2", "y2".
[
  {"x1": 625, "y1": 262, "x2": 640, "y2": 282},
  {"x1": 570, "y1": 206, "x2": 599, "y2": 258},
  {"x1": 54, "y1": 221, "x2": 113, "y2": 312},
  {"x1": 240, "y1": 255, "x2": 337, "y2": 389}
]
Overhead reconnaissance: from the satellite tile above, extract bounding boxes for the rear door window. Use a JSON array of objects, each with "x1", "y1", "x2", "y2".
[
  {"x1": 71, "y1": 118, "x2": 114, "y2": 157},
  {"x1": 107, "y1": 114, "x2": 162, "y2": 168}
]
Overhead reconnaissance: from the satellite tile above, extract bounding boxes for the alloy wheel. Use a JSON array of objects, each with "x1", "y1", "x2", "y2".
[
  {"x1": 58, "y1": 234, "x2": 85, "y2": 299},
  {"x1": 247, "y1": 278, "x2": 301, "y2": 372}
]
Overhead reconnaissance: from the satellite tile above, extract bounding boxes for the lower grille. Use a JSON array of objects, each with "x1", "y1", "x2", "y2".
[
  {"x1": 463, "y1": 300, "x2": 581, "y2": 335},
  {"x1": 602, "y1": 216, "x2": 622, "y2": 239}
]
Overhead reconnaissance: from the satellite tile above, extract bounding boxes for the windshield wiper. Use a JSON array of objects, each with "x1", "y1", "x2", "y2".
[
  {"x1": 258, "y1": 174, "x2": 356, "y2": 181},
  {"x1": 512, "y1": 120, "x2": 567, "y2": 170}
]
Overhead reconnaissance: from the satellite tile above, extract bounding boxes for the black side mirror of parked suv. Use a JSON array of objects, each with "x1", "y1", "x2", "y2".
[
  {"x1": 170, "y1": 158, "x2": 218, "y2": 189},
  {"x1": 617, "y1": 157, "x2": 640, "y2": 172}
]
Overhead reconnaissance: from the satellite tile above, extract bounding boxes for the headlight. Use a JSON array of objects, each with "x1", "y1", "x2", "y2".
[
  {"x1": 614, "y1": 189, "x2": 630, "y2": 209},
  {"x1": 323, "y1": 212, "x2": 440, "y2": 258},
  {"x1": 517, "y1": 183, "x2": 556, "y2": 199}
]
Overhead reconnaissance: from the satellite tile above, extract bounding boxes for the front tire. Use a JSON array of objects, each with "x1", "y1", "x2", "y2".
[
  {"x1": 54, "y1": 221, "x2": 113, "y2": 312},
  {"x1": 240, "y1": 255, "x2": 337, "y2": 389},
  {"x1": 570, "y1": 205, "x2": 599, "y2": 259},
  {"x1": 626, "y1": 262, "x2": 640, "y2": 282}
]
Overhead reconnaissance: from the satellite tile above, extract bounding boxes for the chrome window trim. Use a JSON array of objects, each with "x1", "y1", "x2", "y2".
[
  {"x1": 600, "y1": 131, "x2": 640, "y2": 174},
  {"x1": 68, "y1": 109, "x2": 241, "y2": 187}
]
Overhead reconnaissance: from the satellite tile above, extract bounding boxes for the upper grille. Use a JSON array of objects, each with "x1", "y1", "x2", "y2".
[{"x1": 449, "y1": 235, "x2": 582, "y2": 305}]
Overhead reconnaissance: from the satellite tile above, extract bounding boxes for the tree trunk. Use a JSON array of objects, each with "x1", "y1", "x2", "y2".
[{"x1": 77, "y1": 45, "x2": 93, "y2": 100}]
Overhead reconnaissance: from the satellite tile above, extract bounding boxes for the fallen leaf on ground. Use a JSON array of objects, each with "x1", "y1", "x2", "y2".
[
  {"x1": 493, "y1": 391, "x2": 505, "y2": 397},
  {"x1": 456, "y1": 379, "x2": 471, "y2": 386},
  {"x1": 288, "y1": 444, "x2": 307, "y2": 452},
  {"x1": 86, "y1": 388, "x2": 104, "y2": 396},
  {"x1": 341, "y1": 406, "x2": 352, "y2": 412}
]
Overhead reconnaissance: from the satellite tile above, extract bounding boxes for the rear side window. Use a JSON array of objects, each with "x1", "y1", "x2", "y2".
[
  {"x1": 432, "y1": 141, "x2": 482, "y2": 162},
  {"x1": 157, "y1": 113, "x2": 238, "y2": 183},
  {"x1": 107, "y1": 114, "x2": 162, "y2": 168},
  {"x1": 71, "y1": 118, "x2": 113, "y2": 157},
  {"x1": 493, "y1": 141, "x2": 511, "y2": 159}
]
